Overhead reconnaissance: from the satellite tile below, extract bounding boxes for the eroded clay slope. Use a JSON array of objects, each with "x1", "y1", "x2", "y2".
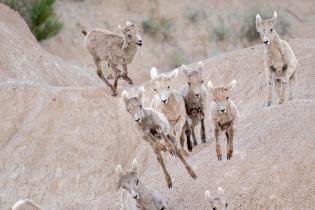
[{"x1": 0, "y1": 3, "x2": 315, "y2": 210}]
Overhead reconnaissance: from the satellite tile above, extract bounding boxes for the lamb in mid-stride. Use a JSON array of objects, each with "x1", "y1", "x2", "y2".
[
  {"x1": 122, "y1": 86, "x2": 197, "y2": 188},
  {"x1": 181, "y1": 62, "x2": 208, "y2": 146},
  {"x1": 11, "y1": 199, "x2": 42, "y2": 210},
  {"x1": 207, "y1": 80, "x2": 239, "y2": 161},
  {"x1": 116, "y1": 159, "x2": 168, "y2": 210},
  {"x1": 256, "y1": 11, "x2": 298, "y2": 106},
  {"x1": 205, "y1": 187, "x2": 228, "y2": 210},
  {"x1": 83, "y1": 21, "x2": 143, "y2": 96},
  {"x1": 150, "y1": 67, "x2": 194, "y2": 153}
]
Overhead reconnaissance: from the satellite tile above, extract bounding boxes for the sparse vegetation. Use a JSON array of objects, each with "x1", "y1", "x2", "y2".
[
  {"x1": 1, "y1": 0, "x2": 63, "y2": 41},
  {"x1": 142, "y1": 9, "x2": 173, "y2": 41},
  {"x1": 213, "y1": 24, "x2": 230, "y2": 42},
  {"x1": 185, "y1": 7, "x2": 206, "y2": 23},
  {"x1": 169, "y1": 47, "x2": 190, "y2": 69}
]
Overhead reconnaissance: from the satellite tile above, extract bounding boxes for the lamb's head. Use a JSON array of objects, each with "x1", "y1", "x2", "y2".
[
  {"x1": 118, "y1": 21, "x2": 142, "y2": 46},
  {"x1": 116, "y1": 159, "x2": 141, "y2": 200},
  {"x1": 208, "y1": 80, "x2": 236, "y2": 114},
  {"x1": 182, "y1": 62, "x2": 205, "y2": 98},
  {"x1": 122, "y1": 86, "x2": 145, "y2": 123},
  {"x1": 150, "y1": 67, "x2": 179, "y2": 104},
  {"x1": 256, "y1": 11, "x2": 277, "y2": 45},
  {"x1": 205, "y1": 187, "x2": 228, "y2": 210}
]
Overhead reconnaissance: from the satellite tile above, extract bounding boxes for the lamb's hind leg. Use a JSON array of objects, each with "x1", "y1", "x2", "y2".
[
  {"x1": 162, "y1": 133, "x2": 197, "y2": 179},
  {"x1": 111, "y1": 64, "x2": 123, "y2": 96},
  {"x1": 122, "y1": 64, "x2": 133, "y2": 85},
  {"x1": 215, "y1": 126, "x2": 222, "y2": 161},
  {"x1": 289, "y1": 70, "x2": 297, "y2": 101},
  {"x1": 200, "y1": 118, "x2": 206, "y2": 143},
  {"x1": 154, "y1": 149, "x2": 172, "y2": 188},
  {"x1": 93, "y1": 57, "x2": 115, "y2": 93}
]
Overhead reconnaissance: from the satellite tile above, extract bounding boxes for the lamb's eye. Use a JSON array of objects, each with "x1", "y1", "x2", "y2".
[
  {"x1": 139, "y1": 105, "x2": 142, "y2": 108},
  {"x1": 167, "y1": 86, "x2": 170, "y2": 89},
  {"x1": 153, "y1": 88, "x2": 157, "y2": 92},
  {"x1": 136, "y1": 179, "x2": 139, "y2": 185},
  {"x1": 128, "y1": 34, "x2": 132, "y2": 38},
  {"x1": 201, "y1": 80, "x2": 204, "y2": 84},
  {"x1": 270, "y1": 28, "x2": 273, "y2": 32},
  {"x1": 226, "y1": 97, "x2": 229, "y2": 100}
]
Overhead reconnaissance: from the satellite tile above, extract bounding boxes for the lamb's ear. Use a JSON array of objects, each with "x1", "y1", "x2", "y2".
[
  {"x1": 207, "y1": 80, "x2": 214, "y2": 91},
  {"x1": 126, "y1": 21, "x2": 133, "y2": 26},
  {"x1": 132, "y1": 159, "x2": 138, "y2": 173},
  {"x1": 218, "y1": 187, "x2": 224, "y2": 195},
  {"x1": 121, "y1": 90, "x2": 129, "y2": 103},
  {"x1": 116, "y1": 165, "x2": 123, "y2": 176},
  {"x1": 138, "y1": 86, "x2": 145, "y2": 101},
  {"x1": 226, "y1": 80, "x2": 237, "y2": 90},
  {"x1": 256, "y1": 14, "x2": 262, "y2": 30},
  {"x1": 272, "y1": 11, "x2": 277, "y2": 25},
  {"x1": 205, "y1": 190, "x2": 211, "y2": 200},
  {"x1": 150, "y1": 67, "x2": 158, "y2": 80},
  {"x1": 181, "y1": 65, "x2": 189, "y2": 76},
  {"x1": 168, "y1": 69, "x2": 179, "y2": 78},
  {"x1": 197, "y1": 61, "x2": 204, "y2": 73}
]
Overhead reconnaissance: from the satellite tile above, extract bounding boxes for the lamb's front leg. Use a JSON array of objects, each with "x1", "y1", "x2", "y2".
[
  {"x1": 175, "y1": 116, "x2": 188, "y2": 153},
  {"x1": 226, "y1": 123, "x2": 235, "y2": 160},
  {"x1": 266, "y1": 69, "x2": 273, "y2": 106},
  {"x1": 162, "y1": 133, "x2": 197, "y2": 179},
  {"x1": 143, "y1": 130, "x2": 167, "y2": 153},
  {"x1": 154, "y1": 148, "x2": 172, "y2": 188},
  {"x1": 122, "y1": 64, "x2": 133, "y2": 85},
  {"x1": 279, "y1": 77, "x2": 287, "y2": 104},
  {"x1": 200, "y1": 116, "x2": 206, "y2": 143},
  {"x1": 214, "y1": 126, "x2": 222, "y2": 161}
]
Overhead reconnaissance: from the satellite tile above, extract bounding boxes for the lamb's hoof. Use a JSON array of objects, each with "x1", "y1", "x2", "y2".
[
  {"x1": 193, "y1": 141, "x2": 198, "y2": 146},
  {"x1": 217, "y1": 155, "x2": 222, "y2": 161},
  {"x1": 227, "y1": 155, "x2": 232, "y2": 160},
  {"x1": 267, "y1": 101, "x2": 272, "y2": 107},
  {"x1": 190, "y1": 171, "x2": 198, "y2": 180},
  {"x1": 201, "y1": 140, "x2": 207, "y2": 144},
  {"x1": 187, "y1": 146, "x2": 193, "y2": 152},
  {"x1": 279, "y1": 100, "x2": 284, "y2": 105},
  {"x1": 128, "y1": 79, "x2": 133, "y2": 85},
  {"x1": 168, "y1": 182, "x2": 172, "y2": 189},
  {"x1": 111, "y1": 92, "x2": 117, "y2": 97}
]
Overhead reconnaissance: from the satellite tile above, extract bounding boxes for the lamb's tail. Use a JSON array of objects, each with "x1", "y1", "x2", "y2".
[{"x1": 82, "y1": 30, "x2": 87, "y2": 36}]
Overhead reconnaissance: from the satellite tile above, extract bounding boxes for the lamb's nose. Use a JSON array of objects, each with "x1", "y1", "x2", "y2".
[
  {"x1": 133, "y1": 195, "x2": 138, "y2": 199},
  {"x1": 220, "y1": 108, "x2": 226, "y2": 112},
  {"x1": 135, "y1": 118, "x2": 140, "y2": 122},
  {"x1": 161, "y1": 100, "x2": 167, "y2": 104},
  {"x1": 195, "y1": 94, "x2": 200, "y2": 98},
  {"x1": 264, "y1": 40, "x2": 268, "y2": 45}
]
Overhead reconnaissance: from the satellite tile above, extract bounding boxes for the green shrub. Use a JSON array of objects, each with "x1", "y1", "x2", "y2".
[
  {"x1": 213, "y1": 25, "x2": 230, "y2": 42},
  {"x1": 185, "y1": 7, "x2": 206, "y2": 23},
  {"x1": 1, "y1": 0, "x2": 63, "y2": 41},
  {"x1": 142, "y1": 10, "x2": 173, "y2": 41}
]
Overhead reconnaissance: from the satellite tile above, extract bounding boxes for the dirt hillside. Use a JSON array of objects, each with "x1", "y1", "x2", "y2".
[{"x1": 0, "y1": 3, "x2": 315, "y2": 210}]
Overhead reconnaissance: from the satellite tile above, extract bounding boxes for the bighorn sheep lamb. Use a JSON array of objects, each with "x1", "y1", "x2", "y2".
[
  {"x1": 122, "y1": 86, "x2": 197, "y2": 188},
  {"x1": 83, "y1": 21, "x2": 143, "y2": 96},
  {"x1": 116, "y1": 159, "x2": 168, "y2": 210},
  {"x1": 181, "y1": 62, "x2": 208, "y2": 146},
  {"x1": 207, "y1": 80, "x2": 239, "y2": 160},
  {"x1": 11, "y1": 199, "x2": 42, "y2": 210},
  {"x1": 205, "y1": 187, "x2": 228, "y2": 210},
  {"x1": 256, "y1": 11, "x2": 298, "y2": 106},
  {"x1": 150, "y1": 67, "x2": 194, "y2": 152}
]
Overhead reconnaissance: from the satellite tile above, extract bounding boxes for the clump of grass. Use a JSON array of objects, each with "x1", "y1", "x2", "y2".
[
  {"x1": 213, "y1": 25, "x2": 230, "y2": 42},
  {"x1": 142, "y1": 9, "x2": 173, "y2": 41},
  {"x1": 169, "y1": 47, "x2": 190, "y2": 69},
  {"x1": 1, "y1": 0, "x2": 63, "y2": 41},
  {"x1": 185, "y1": 7, "x2": 206, "y2": 23}
]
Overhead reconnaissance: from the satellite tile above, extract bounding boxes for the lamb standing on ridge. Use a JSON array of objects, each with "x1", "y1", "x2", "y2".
[
  {"x1": 207, "y1": 80, "x2": 239, "y2": 161},
  {"x1": 181, "y1": 62, "x2": 208, "y2": 146},
  {"x1": 122, "y1": 86, "x2": 197, "y2": 188},
  {"x1": 150, "y1": 67, "x2": 194, "y2": 153},
  {"x1": 83, "y1": 21, "x2": 143, "y2": 96},
  {"x1": 205, "y1": 187, "x2": 228, "y2": 210},
  {"x1": 256, "y1": 11, "x2": 298, "y2": 106},
  {"x1": 11, "y1": 199, "x2": 42, "y2": 210},
  {"x1": 116, "y1": 159, "x2": 168, "y2": 210}
]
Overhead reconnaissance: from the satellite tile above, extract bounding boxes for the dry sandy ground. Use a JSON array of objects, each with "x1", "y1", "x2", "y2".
[{"x1": 0, "y1": 3, "x2": 315, "y2": 210}]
